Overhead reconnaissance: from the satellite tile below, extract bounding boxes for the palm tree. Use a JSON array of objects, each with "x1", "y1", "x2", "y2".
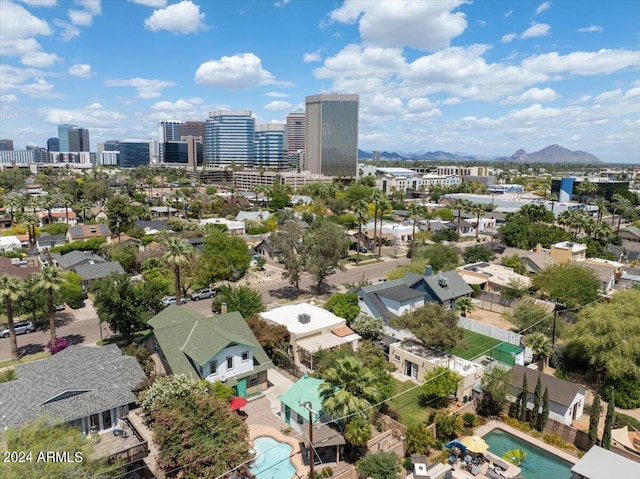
[
  {"x1": 0, "y1": 275, "x2": 22, "y2": 360},
  {"x1": 408, "y1": 203, "x2": 424, "y2": 258},
  {"x1": 524, "y1": 332, "x2": 552, "y2": 372},
  {"x1": 59, "y1": 193, "x2": 73, "y2": 225},
  {"x1": 22, "y1": 213, "x2": 39, "y2": 247},
  {"x1": 453, "y1": 199, "x2": 470, "y2": 235},
  {"x1": 377, "y1": 197, "x2": 391, "y2": 257},
  {"x1": 371, "y1": 190, "x2": 385, "y2": 255},
  {"x1": 470, "y1": 203, "x2": 486, "y2": 242},
  {"x1": 455, "y1": 297, "x2": 475, "y2": 317},
  {"x1": 353, "y1": 199, "x2": 369, "y2": 264},
  {"x1": 162, "y1": 238, "x2": 193, "y2": 305},
  {"x1": 612, "y1": 194, "x2": 632, "y2": 235},
  {"x1": 593, "y1": 221, "x2": 612, "y2": 242},
  {"x1": 40, "y1": 194, "x2": 55, "y2": 225},
  {"x1": 37, "y1": 266, "x2": 64, "y2": 344},
  {"x1": 548, "y1": 194, "x2": 558, "y2": 216},
  {"x1": 594, "y1": 198, "x2": 608, "y2": 224},
  {"x1": 76, "y1": 199, "x2": 92, "y2": 222}
]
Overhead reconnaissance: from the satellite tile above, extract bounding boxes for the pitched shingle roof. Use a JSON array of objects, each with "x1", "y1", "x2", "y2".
[
  {"x1": 56, "y1": 250, "x2": 106, "y2": 270},
  {"x1": 404, "y1": 270, "x2": 472, "y2": 303},
  {"x1": 67, "y1": 224, "x2": 111, "y2": 240},
  {"x1": 74, "y1": 261, "x2": 125, "y2": 281},
  {"x1": 0, "y1": 345, "x2": 146, "y2": 431},
  {"x1": 509, "y1": 364, "x2": 584, "y2": 408}
]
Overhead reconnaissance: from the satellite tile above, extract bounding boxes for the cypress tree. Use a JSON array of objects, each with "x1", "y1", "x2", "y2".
[
  {"x1": 602, "y1": 389, "x2": 615, "y2": 450},
  {"x1": 537, "y1": 386, "x2": 549, "y2": 431},
  {"x1": 519, "y1": 374, "x2": 528, "y2": 422},
  {"x1": 531, "y1": 375, "x2": 542, "y2": 429},
  {"x1": 588, "y1": 393, "x2": 601, "y2": 449}
]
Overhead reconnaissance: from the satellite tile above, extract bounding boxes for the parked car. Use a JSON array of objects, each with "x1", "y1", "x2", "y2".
[
  {"x1": 190, "y1": 288, "x2": 216, "y2": 301},
  {"x1": 1, "y1": 320, "x2": 35, "y2": 338},
  {"x1": 54, "y1": 304, "x2": 65, "y2": 311},
  {"x1": 162, "y1": 296, "x2": 187, "y2": 307}
]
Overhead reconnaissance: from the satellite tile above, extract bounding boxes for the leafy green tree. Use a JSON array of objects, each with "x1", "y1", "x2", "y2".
[
  {"x1": 413, "y1": 243, "x2": 459, "y2": 272},
  {"x1": 104, "y1": 242, "x2": 140, "y2": 274},
  {"x1": 588, "y1": 393, "x2": 601, "y2": 449},
  {"x1": 477, "y1": 366, "x2": 511, "y2": 417},
  {"x1": 463, "y1": 244, "x2": 496, "y2": 263},
  {"x1": 303, "y1": 219, "x2": 350, "y2": 290},
  {"x1": 390, "y1": 303, "x2": 463, "y2": 350},
  {"x1": 211, "y1": 285, "x2": 265, "y2": 319},
  {"x1": 501, "y1": 254, "x2": 527, "y2": 275},
  {"x1": 356, "y1": 451, "x2": 401, "y2": 479},
  {"x1": 37, "y1": 265, "x2": 64, "y2": 344},
  {"x1": 532, "y1": 263, "x2": 600, "y2": 308},
  {"x1": 602, "y1": 389, "x2": 615, "y2": 449},
  {"x1": 531, "y1": 375, "x2": 542, "y2": 429},
  {"x1": 60, "y1": 271, "x2": 84, "y2": 309},
  {"x1": 435, "y1": 412, "x2": 463, "y2": 440},
  {"x1": 51, "y1": 236, "x2": 107, "y2": 254},
  {"x1": 246, "y1": 315, "x2": 290, "y2": 367},
  {"x1": 324, "y1": 292, "x2": 360, "y2": 323},
  {"x1": 163, "y1": 237, "x2": 193, "y2": 306},
  {"x1": 3, "y1": 418, "x2": 120, "y2": 478},
  {"x1": 537, "y1": 387, "x2": 549, "y2": 431},
  {"x1": 502, "y1": 278, "x2": 529, "y2": 299},
  {"x1": 455, "y1": 297, "x2": 475, "y2": 317},
  {"x1": 0, "y1": 274, "x2": 22, "y2": 360},
  {"x1": 404, "y1": 423, "x2": 436, "y2": 456},
  {"x1": 507, "y1": 301, "x2": 554, "y2": 337},
  {"x1": 105, "y1": 194, "x2": 135, "y2": 234},
  {"x1": 350, "y1": 314, "x2": 384, "y2": 341},
  {"x1": 198, "y1": 228, "x2": 251, "y2": 283},
  {"x1": 271, "y1": 221, "x2": 306, "y2": 295},
  {"x1": 500, "y1": 216, "x2": 570, "y2": 249},
  {"x1": 419, "y1": 366, "x2": 462, "y2": 408},
  {"x1": 345, "y1": 415, "x2": 372, "y2": 446}
]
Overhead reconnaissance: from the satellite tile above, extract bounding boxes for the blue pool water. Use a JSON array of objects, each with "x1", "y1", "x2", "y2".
[
  {"x1": 250, "y1": 436, "x2": 296, "y2": 479},
  {"x1": 482, "y1": 429, "x2": 573, "y2": 479}
]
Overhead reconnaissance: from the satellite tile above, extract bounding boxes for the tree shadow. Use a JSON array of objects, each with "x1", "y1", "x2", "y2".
[
  {"x1": 64, "y1": 334, "x2": 85, "y2": 346},
  {"x1": 35, "y1": 312, "x2": 75, "y2": 332},
  {"x1": 267, "y1": 286, "x2": 309, "y2": 300},
  {"x1": 19, "y1": 343, "x2": 46, "y2": 356}
]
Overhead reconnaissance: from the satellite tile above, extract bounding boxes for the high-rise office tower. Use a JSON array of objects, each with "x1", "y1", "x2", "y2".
[
  {"x1": 47, "y1": 137, "x2": 60, "y2": 152},
  {"x1": 58, "y1": 124, "x2": 76, "y2": 151},
  {"x1": 0, "y1": 139, "x2": 14, "y2": 151},
  {"x1": 205, "y1": 110, "x2": 255, "y2": 167},
  {"x1": 117, "y1": 140, "x2": 153, "y2": 168},
  {"x1": 305, "y1": 94, "x2": 359, "y2": 177},
  {"x1": 158, "y1": 120, "x2": 183, "y2": 162},
  {"x1": 177, "y1": 121, "x2": 206, "y2": 155},
  {"x1": 68, "y1": 127, "x2": 90, "y2": 152},
  {"x1": 254, "y1": 124, "x2": 285, "y2": 169},
  {"x1": 285, "y1": 110, "x2": 305, "y2": 152}
]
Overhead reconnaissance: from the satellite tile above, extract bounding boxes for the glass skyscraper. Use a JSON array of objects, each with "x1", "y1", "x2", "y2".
[
  {"x1": 57, "y1": 124, "x2": 75, "y2": 152},
  {"x1": 205, "y1": 110, "x2": 255, "y2": 166},
  {"x1": 305, "y1": 94, "x2": 359, "y2": 177},
  {"x1": 254, "y1": 124, "x2": 285, "y2": 169}
]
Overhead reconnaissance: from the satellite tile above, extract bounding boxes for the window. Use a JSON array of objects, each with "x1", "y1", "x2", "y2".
[
  {"x1": 393, "y1": 354, "x2": 400, "y2": 362},
  {"x1": 249, "y1": 374, "x2": 258, "y2": 385},
  {"x1": 227, "y1": 357, "x2": 233, "y2": 370},
  {"x1": 209, "y1": 360, "x2": 217, "y2": 375},
  {"x1": 296, "y1": 413, "x2": 304, "y2": 425},
  {"x1": 242, "y1": 351, "x2": 249, "y2": 362}
]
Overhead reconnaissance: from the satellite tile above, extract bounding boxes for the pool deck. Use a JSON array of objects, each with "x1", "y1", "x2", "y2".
[
  {"x1": 249, "y1": 424, "x2": 308, "y2": 479},
  {"x1": 476, "y1": 420, "x2": 579, "y2": 465}
]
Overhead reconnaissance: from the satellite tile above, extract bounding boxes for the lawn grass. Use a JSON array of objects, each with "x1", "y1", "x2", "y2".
[
  {"x1": 389, "y1": 378, "x2": 427, "y2": 427},
  {"x1": 450, "y1": 329, "x2": 502, "y2": 361},
  {"x1": 0, "y1": 351, "x2": 51, "y2": 369}
]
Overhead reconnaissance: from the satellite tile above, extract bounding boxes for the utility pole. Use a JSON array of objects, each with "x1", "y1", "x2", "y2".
[{"x1": 299, "y1": 401, "x2": 317, "y2": 479}]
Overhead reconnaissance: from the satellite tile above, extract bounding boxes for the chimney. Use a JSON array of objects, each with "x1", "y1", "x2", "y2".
[
  {"x1": 534, "y1": 243, "x2": 543, "y2": 253},
  {"x1": 221, "y1": 302, "x2": 228, "y2": 314},
  {"x1": 424, "y1": 265, "x2": 433, "y2": 277}
]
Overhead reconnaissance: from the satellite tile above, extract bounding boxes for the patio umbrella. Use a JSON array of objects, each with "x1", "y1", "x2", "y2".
[
  {"x1": 445, "y1": 439, "x2": 467, "y2": 455},
  {"x1": 461, "y1": 435, "x2": 489, "y2": 454},
  {"x1": 229, "y1": 396, "x2": 248, "y2": 410}
]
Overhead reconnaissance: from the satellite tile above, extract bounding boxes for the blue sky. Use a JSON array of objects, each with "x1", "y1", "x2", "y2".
[{"x1": 1, "y1": 0, "x2": 639, "y2": 162}]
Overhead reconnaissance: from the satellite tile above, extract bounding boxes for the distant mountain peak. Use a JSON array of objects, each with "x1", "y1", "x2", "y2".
[{"x1": 503, "y1": 144, "x2": 601, "y2": 164}]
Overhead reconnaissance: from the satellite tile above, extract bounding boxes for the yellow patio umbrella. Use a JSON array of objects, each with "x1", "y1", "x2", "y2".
[{"x1": 461, "y1": 435, "x2": 489, "y2": 454}]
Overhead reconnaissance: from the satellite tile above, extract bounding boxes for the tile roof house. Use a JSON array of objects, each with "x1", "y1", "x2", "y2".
[
  {"x1": 66, "y1": 224, "x2": 111, "y2": 242},
  {"x1": 147, "y1": 307, "x2": 272, "y2": 398},
  {"x1": 0, "y1": 345, "x2": 146, "y2": 435},
  {"x1": 508, "y1": 364, "x2": 585, "y2": 426}
]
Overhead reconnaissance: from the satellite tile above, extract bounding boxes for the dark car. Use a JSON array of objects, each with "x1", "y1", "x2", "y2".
[
  {"x1": 1, "y1": 320, "x2": 35, "y2": 338},
  {"x1": 190, "y1": 288, "x2": 216, "y2": 301}
]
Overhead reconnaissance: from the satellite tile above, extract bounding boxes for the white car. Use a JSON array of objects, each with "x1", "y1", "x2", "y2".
[{"x1": 162, "y1": 296, "x2": 187, "y2": 307}]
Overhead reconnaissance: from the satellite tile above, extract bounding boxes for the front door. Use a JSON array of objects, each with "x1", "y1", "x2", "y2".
[
  {"x1": 405, "y1": 361, "x2": 418, "y2": 378},
  {"x1": 236, "y1": 378, "x2": 247, "y2": 398},
  {"x1": 285, "y1": 405, "x2": 291, "y2": 424}
]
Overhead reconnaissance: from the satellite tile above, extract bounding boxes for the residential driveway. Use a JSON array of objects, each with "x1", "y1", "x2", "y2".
[{"x1": 244, "y1": 369, "x2": 295, "y2": 428}]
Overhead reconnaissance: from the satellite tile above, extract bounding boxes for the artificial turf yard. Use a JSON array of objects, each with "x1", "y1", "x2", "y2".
[{"x1": 450, "y1": 329, "x2": 502, "y2": 360}]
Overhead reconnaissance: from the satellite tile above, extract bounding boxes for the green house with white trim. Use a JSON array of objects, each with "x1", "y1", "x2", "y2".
[
  {"x1": 278, "y1": 375, "x2": 326, "y2": 434},
  {"x1": 147, "y1": 306, "x2": 272, "y2": 398}
]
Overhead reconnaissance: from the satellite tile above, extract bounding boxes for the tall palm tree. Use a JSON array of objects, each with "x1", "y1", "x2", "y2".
[
  {"x1": 594, "y1": 198, "x2": 608, "y2": 224},
  {"x1": 353, "y1": 199, "x2": 369, "y2": 264},
  {"x1": 453, "y1": 199, "x2": 470, "y2": 235},
  {"x1": 377, "y1": 197, "x2": 391, "y2": 257},
  {"x1": 408, "y1": 203, "x2": 424, "y2": 258},
  {"x1": 0, "y1": 275, "x2": 22, "y2": 360},
  {"x1": 162, "y1": 238, "x2": 193, "y2": 305},
  {"x1": 455, "y1": 297, "x2": 475, "y2": 317},
  {"x1": 371, "y1": 190, "x2": 385, "y2": 255},
  {"x1": 524, "y1": 332, "x2": 552, "y2": 372},
  {"x1": 548, "y1": 194, "x2": 558, "y2": 217},
  {"x1": 22, "y1": 213, "x2": 39, "y2": 247},
  {"x1": 470, "y1": 203, "x2": 486, "y2": 242},
  {"x1": 612, "y1": 194, "x2": 632, "y2": 235},
  {"x1": 76, "y1": 199, "x2": 92, "y2": 222},
  {"x1": 37, "y1": 266, "x2": 64, "y2": 344}
]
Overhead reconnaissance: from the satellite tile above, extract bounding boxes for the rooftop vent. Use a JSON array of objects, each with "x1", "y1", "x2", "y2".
[
  {"x1": 298, "y1": 313, "x2": 311, "y2": 324},
  {"x1": 438, "y1": 277, "x2": 448, "y2": 288}
]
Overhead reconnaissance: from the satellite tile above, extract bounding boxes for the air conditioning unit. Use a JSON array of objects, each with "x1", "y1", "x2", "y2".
[{"x1": 298, "y1": 313, "x2": 311, "y2": 324}]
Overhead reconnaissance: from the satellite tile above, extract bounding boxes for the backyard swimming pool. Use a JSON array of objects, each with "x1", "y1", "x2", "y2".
[
  {"x1": 250, "y1": 436, "x2": 296, "y2": 479},
  {"x1": 482, "y1": 428, "x2": 573, "y2": 479}
]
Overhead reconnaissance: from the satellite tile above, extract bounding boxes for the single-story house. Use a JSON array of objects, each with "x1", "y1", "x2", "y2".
[
  {"x1": 0, "y1": 345, "x2": 146, "y2": 435},
  {"x1": 56, "y1": 250, "x2": 106, "y2": 271},
  {"x1": 389, "y1": 339, "x2": 484, "y2": 402},
  {"x1": 403, "y1": 269, "x2": 473, "y2": 309},
  {"x1": 579, "y1": 259, "x2": 620, "y2": 294},
  {"x1": 37, "y1": 208, "x2": 77, "y2": 227},
  {"x1": 200, "y1": 218, "x2": 246, "y2": 236},
  {"x1": 74, "y1": 261, "x2": 125, "y2": 289},
  {"x1": 508, "y1": 364, "x2": 585, "y2": 426},
  {"x1": 149, "y1": 206, "x2": 177, "y2": 218},
  {"x1": 457, "y1": 262, "x2": 531, "y2": 293},
  {"x1": 279, "y1": 375, "x2": 326, "y2": 435},
  {"x1": 147, "y1": 307, "x2": 272, "y2": 398},
  {"x1": 134, "y1": 219, "x2": 172, "y2": 234},
  {"x1": 260, "y1": 303, "x2": 361, "y2": 370},
  {"x1": 618, "y1": 226, "x2": 640, "y2": 243},
  {"x1": 36, "y1": 233, "x2": 67, "y2": 252},
  {"x1": 236, "y1": 210, "x2": 272, "y2": 223},
  {"x1": 570, "y1": 446, "x2": 640, "y2": 479},
  {"x1": 66, "y1": 224, "x2": 111, "y2": 242},
  {"x1": 0, "y1": 256, "x2": 40, "y2": 280},
  {"x1": 501, "y1": 246, "x2": 557, "y2": 274},
  {"x1": 254, "y1": 238, "x2": 279, "y2": 259},
  {"x1": 0, "y1": 235, "x2": 22, "y2": 252}
]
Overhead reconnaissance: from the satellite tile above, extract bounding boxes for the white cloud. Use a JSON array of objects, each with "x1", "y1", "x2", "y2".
[
  {"x1": 406, "y1": 97, "x2": 434, "y2": 113},
  {"x1": 329, "y1": 0, "x2": 467, "y2": 51},
  {"x1": 77, "y1": 0, "x2": 102, "y2": 15},
  {"x1": 129, "y1": 0, "x2": 166, "y2": 6},
  {"x1": 21, "y1": 50, "x2": 60, "y2": 67},
  {"x1": 504, "y1": 10, "x2": 513, "y2": 17},
  {"x1": 477, "y1": 20, "x2": 487, "y2": 27},
  {"x1": 578, "y1": 25, "x2": 603, "y2": 33},
  {"x1": 19, "y1": 78, "x2": 61, "y2": 98},
  {"x1": 521, "y1": 23, "x2": 551, "y2": 39},
  {"x1": 274, "y1": 0, "x2": 290, "y2": 7},
  {"x1": 521, "y1": 49, "x2": 640, "y2": 76},
  {"x1": 264, "y1": 100, "x2": 293, "y2": 111},
  {"x1": 303, "y1": 50, "x2": 322, "y2": 62},
  {"x1": 105, "y1": 77, "x2": 175, "y2": 98},
  {"x1": 0, "y1": 2, "x2": 52, "y2": 41},
  {"x1": 265, "y1": 92, "x2": 289, "y2": 98},
  {"x1": 41, "y1": 103, "x2": 125, "y2": 126},
  {"x1": 19, "y1": 0, "x2": 57, "y2": 6},
  {"x1": 145, "y1": 0, "x2": 205, "y2": 34},
  {"x1": 501, "y1": 33, "x2": 516, "y2": 43},
  {"x1": 0, "y1": 94, "x2": 18, "y2": 102},
  {"x1": 593, "y1": 89, "x2": 622, "y2": 102},
  {"x1": 150, "y1": 99, "x2": 195, "y2": 111},
  {"x1": 69, "y1": 63, "x2": 91, "y2": 77},
  {"x1": 442, "y1": 97, "x2": 461, "y2": 105},
  {"x1": 535, "y1": 1, "x2": 551, "y2": 15},
  {"x1": 504, "y1": 87, "x2": 558, "y2": 104},
  {"x1": 68, "y1": 9, "x2": 93, "y2": 26},
  {"x1": 195, "y1": 52, "x2": 291, "y2": 90}
]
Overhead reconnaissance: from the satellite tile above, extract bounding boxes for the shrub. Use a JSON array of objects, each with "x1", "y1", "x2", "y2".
[
  {"x1": 614, "y1": 412, "x2": 640, "y2": 431},
  {"x1": 320, "y1": 466, "x2": 334, "y2": 478},
  {"x1": 47, "y1": 337, "x2": 69, "y2": 355},
  {"x1": 542, "y1": 433, "x2": 577, "y2": 453},
  {"x1": 462, "y1": 412, "x2": 479, "y2": 428},
  {"x1": 121, "y1": 343, "x2": 154, "y2": 376},
  {"x1": 0, "y1": 369, "x2": 17, "y2": 383}
]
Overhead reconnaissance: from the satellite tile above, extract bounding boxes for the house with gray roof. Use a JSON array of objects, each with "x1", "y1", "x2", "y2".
[
  {"x1": 501, "y1": 246, "x2": 557, "y2": 274},
  {"x1": 0, "y1": 345, "x2": 146, "y2": 435},
  {"x1": 36, "y1": 233, "x2": 67, "y2": 252},
  {"x1": 618, "y1": 225, "x2": 640, "y2": 243},
  {"x1": 56, "y1": 250, "x2": 106, "y2": 271},
  {"x1": 147, "y1": 307, "x2": 272, "y2": 398},
  {"x1": 74, "y1": 261, "x2": 125, "y2": 289},
  {"x1": 508, "y1": 364, "x2": 585, "y2": 426}
]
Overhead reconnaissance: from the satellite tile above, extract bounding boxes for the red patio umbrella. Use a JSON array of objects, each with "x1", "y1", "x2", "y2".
[{"x1": 229, "y1": 396, "x2": 248, "y2": 410}]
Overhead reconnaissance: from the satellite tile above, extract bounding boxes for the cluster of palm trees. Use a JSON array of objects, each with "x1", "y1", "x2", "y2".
[
  {"x1": 557, "y1": 209, "x2": 612, "y2": 240},
  {"x1": 0, "y1": 265, "x2": 64, "y2": 361},
  {"x1": 452, "y1": 199, "x2": 491, "y2": 241}
]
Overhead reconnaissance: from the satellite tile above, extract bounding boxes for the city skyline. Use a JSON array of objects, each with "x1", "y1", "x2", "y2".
[{"x1": 1, "y1": 0, "x2": 639, "y2": 162}]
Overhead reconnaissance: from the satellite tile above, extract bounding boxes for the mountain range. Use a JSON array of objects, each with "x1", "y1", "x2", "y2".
[{"x1": 358, "y1": 144, "x2": 602, "y2": 164}]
